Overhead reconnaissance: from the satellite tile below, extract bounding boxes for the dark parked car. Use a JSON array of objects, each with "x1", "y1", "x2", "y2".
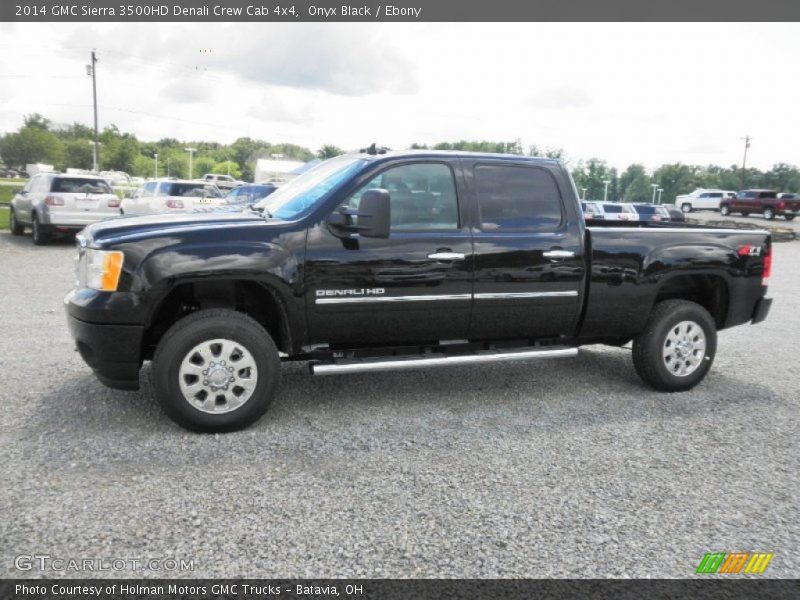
[
  {"x1": 661, "y1": 204, "x2": 686, "y2": 222},
  {"x1": 66, "y1": 151, "x2": 772, "y2": 431},
  {"x1": 225, "y1": 183, "x2": 278, "y2": 207},
  {"x1": 630, "y1": 203, "x2": 671, "y2": 223},
  {"x1": 721, "y1": 189, "x2": 800, "y2": 220}
]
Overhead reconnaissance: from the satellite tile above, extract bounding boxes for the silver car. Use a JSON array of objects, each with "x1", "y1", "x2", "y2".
[
  {"x1": 121, "y1": 179, "x2": 226, "y2": 215},
  {"x1": 9, "y1": 173, "x2": 121, "y2": 245}
]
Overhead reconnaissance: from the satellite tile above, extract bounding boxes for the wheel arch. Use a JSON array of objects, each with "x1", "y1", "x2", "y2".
[
  {"x1": 651, "y1": 272, "x2": 730, "y2": 329},
  {"x1": 142, "y1": 278, "x2": 295, "y2": 360}
]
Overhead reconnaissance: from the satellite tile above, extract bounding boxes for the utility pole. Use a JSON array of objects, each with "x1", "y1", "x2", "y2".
[
  {"x1": 154, "y1": 153, "x2": 158, "y2": 178},
  {"x1": 185, "y1": 148, "x2": 196, "y2": 179},
  {"x1": 581, "y1": 188, "x2": 587, "y2": 200},
  {"x1": 87, "y1": 50, "x2": 99, "y2": 172},
  {"x1": 603, "y1": 180, "x2": 611, "y2": 202},
  {"x1": 741, "y1": 135, "x2": 751, "y2": 188},
  {"x1": 651, "y1": 183, "x2": 658, "y2": 204},
  {"x1": 657, "y1": 188, "x2": 663, "y2": 204}
]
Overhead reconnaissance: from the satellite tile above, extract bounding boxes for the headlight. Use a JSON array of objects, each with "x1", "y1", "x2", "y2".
[{"x1": 75, "y1": 247, "x2": 124, "y2": 291}]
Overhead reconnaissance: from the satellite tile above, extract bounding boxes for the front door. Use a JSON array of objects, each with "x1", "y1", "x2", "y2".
[
  {"x1": 464, "y1": 159, "x2": 585, "y2": 341},
  {"x1": 304, "y1": 160, "x2": 473, "y2": 347}
]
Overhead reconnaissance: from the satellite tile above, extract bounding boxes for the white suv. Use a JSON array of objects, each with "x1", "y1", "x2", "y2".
[
  {"x1": 121, "y1": 179, "x2": 226, "y2": 215},
  {"x1": 675, "y1": 189, "x2": 736, "y2": 213},
  {"x1": 9, "y1": 173, "x2": 120, "y2": 245},
  {"x1": 202, "y1": 173, "x2": 245, "y2": 190}
]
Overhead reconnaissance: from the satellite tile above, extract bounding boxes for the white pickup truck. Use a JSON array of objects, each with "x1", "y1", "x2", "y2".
[{"x1": 675, "y1": 189, "x2": 736, "y2": 213}]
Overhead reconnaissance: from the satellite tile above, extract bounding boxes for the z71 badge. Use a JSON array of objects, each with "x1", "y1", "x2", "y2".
[{"x1": 738, "y1": 245, "x2": 763, "y2": 257}]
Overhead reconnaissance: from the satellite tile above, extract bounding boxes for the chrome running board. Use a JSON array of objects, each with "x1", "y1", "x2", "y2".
[{"x1": 310, "y1": 346, "x2": 578, "y2": 376}]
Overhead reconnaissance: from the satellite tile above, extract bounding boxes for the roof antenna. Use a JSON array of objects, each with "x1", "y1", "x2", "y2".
[{"x1": 360, "y1": 143, "x2": 388, "y2": 155}]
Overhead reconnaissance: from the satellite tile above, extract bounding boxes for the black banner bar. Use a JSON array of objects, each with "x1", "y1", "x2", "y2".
[
  {"x1": 4, "y1": 0, "x2": 800, "y2": 22},
  {"x1": 1, "y1": 579, "x2": 799, "y2": 600}
]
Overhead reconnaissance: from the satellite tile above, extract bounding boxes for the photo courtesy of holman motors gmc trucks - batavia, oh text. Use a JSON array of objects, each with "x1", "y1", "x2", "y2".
[{"x1": 65, "y1": 149, "x2": 773, "y2": 431}]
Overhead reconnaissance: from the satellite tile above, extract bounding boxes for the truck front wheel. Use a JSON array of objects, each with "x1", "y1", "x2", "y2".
[
  {"x1": 632, "y1": 300, "x2": 717, "y2": 392},
  {"x1": 152, "y1": 309, "x2": 280, "y2": 432}
]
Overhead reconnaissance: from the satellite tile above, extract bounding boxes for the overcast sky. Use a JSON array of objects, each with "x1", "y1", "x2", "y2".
[{"x1": 0, "y1": 22, "x2": 797, "y2": 170}]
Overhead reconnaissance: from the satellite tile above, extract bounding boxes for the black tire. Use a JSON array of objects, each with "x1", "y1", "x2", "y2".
[
  {"x1": 632, "y1": 300, "x2": 717, "y2": 392},
  {"x1": 31, "y1": 213, "x2": 47, "y2": 245},
  {"x1": 9, "y1": 209, "x2": 24, "y2": 235},
  {"x1": 152, "y1": 309, "x2": 280, "y2": 432},
  {"x1": 741, "y1": 212, "x2": 749, "y2": 217},
  {"x1": 785, "y1": 214, "x2": 795, "y2": 221},
  {"x1": 719, "y1": 204, "x2": 731, "y2": 216},
  {"x1": 763, "y1": 207, "x2": 775, "y2": 220},
  {"x1": 681, "y1": 203, "x2": 692, "y2": 213}
]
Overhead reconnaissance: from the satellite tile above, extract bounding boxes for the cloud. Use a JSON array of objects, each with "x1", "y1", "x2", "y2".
[
  {"x1": 529, "y1": 86, "x2": 591, "y2": 109},
  {"x1": 162, "y1": 79, "x2": 212, "y2": 104},
  {"x1": 247, "y1": 96, "x2": 313, "y2": 126},
  {"x1": 63, "y1": 24, "x2": 417, "y2": 97}
]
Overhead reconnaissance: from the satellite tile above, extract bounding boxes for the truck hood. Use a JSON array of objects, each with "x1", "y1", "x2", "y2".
[{"x1": 82, "y1": 209, "x2": 268, "y2": 247}]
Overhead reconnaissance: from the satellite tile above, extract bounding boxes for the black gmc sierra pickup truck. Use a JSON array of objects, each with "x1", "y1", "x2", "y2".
[{"x1": 65, "y1": 150, "x2": 773, "y2": 431}]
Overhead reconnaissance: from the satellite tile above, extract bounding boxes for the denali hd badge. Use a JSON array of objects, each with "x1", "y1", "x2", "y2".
[{"x1": 316, "y1": 288, "x2": 386, "y2": 297}]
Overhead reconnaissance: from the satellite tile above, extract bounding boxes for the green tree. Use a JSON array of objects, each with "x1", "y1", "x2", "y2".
[
  {"x1": 572, "y1": 159, "x2": 618, "y2": 201},
  {"x1": 0, "y1": 126, "x2": 63, "y2": 168},
  {"x1": 317, "y1": 144, "x2": 345, "y2": 159},
  {"x1": 652, "y1": 163, "x2": 703, "y2": 204},
  {"x1": 62, "y1": 139, "x2": 94, "y2": 170},
  {"x1": 619, "y1": 164, "x2": 653, "y2": 202},
  {"x1": 211, "y1": 161, "x2": 242, "y2": 179}
]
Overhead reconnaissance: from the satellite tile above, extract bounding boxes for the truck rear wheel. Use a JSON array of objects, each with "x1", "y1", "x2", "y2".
[
  {"x1": 681, "y1": 203, "x2": 692, "y2": 213},
  {"x1": 152, "y1": 309, "x2": 280, "y2": 432},
  {"x1": 719, "y1": 204, "x2": 730, "y2": 216},
  {"x1": 632, "y1": 300, "x2": 717, "y2": 392}
]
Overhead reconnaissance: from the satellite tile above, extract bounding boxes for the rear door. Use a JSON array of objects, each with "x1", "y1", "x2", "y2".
[
  {"x1": 51, "y1": 177, "x2": 115, "y2": 215},
  {"x1": 465, "y1": 159, "x2": 585, "y2": 340},
  {"x1": 304, "y1": 159, "x2": 473, "y2": 346}
]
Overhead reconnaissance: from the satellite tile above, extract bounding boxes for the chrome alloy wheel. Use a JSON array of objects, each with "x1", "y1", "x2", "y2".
[
  {"x1": 662, "y1": 320, "x2": 706, "y2": 377},
  {"x1": 178, "y1": 338, "x2": 258, "y2": 414}
]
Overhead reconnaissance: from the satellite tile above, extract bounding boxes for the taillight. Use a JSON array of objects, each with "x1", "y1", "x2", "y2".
[
  {"x1": 762, "y1": 245, "x2": 772, "y2": 287},
  {"x1": 778, "y1": 201, "x2": 786, "y2": 210},
  {"x1": 107, "y1": 198, "x2": 121, "y2": 208},
  {"x1": 166, "y1": 199, "x2": 184, "y2": 209},
  {"x1": 44, "y1": 195, "x2": 64, "y2": 206}
]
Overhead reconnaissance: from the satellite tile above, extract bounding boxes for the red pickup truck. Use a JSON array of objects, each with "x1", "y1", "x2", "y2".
[{"x1": 720, "y1": 189, "x2": 800, "y2": 220}]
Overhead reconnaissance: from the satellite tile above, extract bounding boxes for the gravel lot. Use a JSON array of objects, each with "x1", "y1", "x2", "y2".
[
  {"x1": 0, "y1": 230, "x2": 797, "y2": 579},
  {"x1": 686, "y1": 208, "x2": 800, "y2": 236}
]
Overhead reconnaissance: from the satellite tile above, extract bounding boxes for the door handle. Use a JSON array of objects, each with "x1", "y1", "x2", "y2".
[
  {"x1": 428, "y1": 252, "x2": 465, "y2": 261},
  {"x1": 542, "y1": 249, "x2": 575, "y2": 259}
]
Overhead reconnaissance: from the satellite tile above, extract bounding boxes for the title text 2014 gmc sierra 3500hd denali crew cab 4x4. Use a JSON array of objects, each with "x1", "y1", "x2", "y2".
[{"x1": 65, "y1": 150, "x2": 773, "y2": 431}]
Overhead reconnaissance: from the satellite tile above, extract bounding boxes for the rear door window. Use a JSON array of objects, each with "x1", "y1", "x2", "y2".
[{"x1": 474, "y1": 164, "x2": 563, "y2": 232}]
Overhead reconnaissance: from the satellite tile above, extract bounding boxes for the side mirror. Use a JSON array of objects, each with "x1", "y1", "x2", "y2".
[
  {"x1": 19, "y1": 189, "x2": 28, "y2": 196},
  {"x1": 328, "y1": 189, "x2": 391, "y2": 239}
]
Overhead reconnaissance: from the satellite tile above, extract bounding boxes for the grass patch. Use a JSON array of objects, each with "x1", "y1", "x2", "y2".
[
  {"x1": 0, "y1": 206, "x2": 9, "y2": 230},
  {"x1": 0, "y1": 184, "x2": 24, "y2": 204}
]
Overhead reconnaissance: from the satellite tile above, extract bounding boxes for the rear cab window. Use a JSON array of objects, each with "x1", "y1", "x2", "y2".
[{"x1": 474, "y1": 163, "x2": 563, "y2": 232}]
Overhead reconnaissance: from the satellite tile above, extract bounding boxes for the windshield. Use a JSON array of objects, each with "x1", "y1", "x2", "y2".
[
  {"x1": 254, "y1": 156, "x2": 368, "y2": 219},
  {"x1": 52, "y1": 178, "x2": 113, "y2": 194},
  {"x1": 226, "y1": 185, "x2": 277, "y2": 206},
  {"x1": 159, "y1": 183, "x2": 221, "y2": 198}
]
